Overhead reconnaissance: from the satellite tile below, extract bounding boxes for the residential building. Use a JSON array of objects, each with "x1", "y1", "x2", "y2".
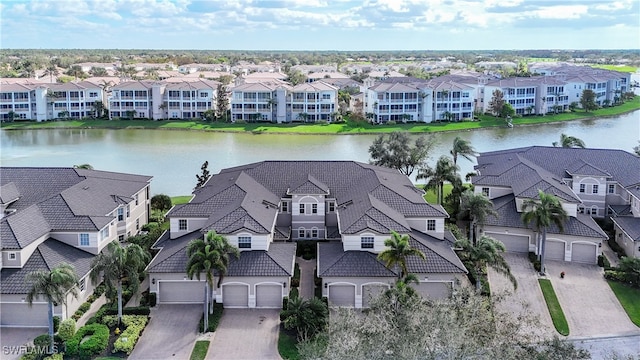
[
  {"x1": 163, "y1": 80, "x2": 219, "y2": 120},
  {"x1": 472, "y1": 146, "x2": 640, "y2": 263},
  {"x1": 147, "y1": 161, "x2": 467, "y2": 309},
  {"x1": 0, "y1": 167, "x2": 151, "y2": 327}
]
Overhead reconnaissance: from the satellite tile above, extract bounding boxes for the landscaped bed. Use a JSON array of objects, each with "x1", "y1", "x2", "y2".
[
  {"x1": 189, "y1": 340, "x2": 210, "y2": 360},
  {"x1": 607, "y1": 280, "x2": 640, "y2": 327},
  {"x1": 538, "y1": 279, "x2": 570, "y2": 336}
]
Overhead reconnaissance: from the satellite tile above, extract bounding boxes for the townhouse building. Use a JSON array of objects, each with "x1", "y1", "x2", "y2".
[{"x1": 0, "y1": 167, "x2": 151, "y2": 327}]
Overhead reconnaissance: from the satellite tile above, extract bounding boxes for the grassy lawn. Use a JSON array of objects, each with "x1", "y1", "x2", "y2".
[
  {"x1": 189, "y1": 340, "x2": 210, "y2": 360},
  {"x1": 589, "y1": 64, "x2": 638, "y2": 73},
  {"x1": 420, "y1": 183, "x2": 453, "y2": 204},
  {"x1": 2, "y1": 97, "x2": 638, "y2": 135},
  {"x1": 538, "y1": 279, "x2": 570, "y2": 336},
  {"x1": 171, "y1": 195, "x2": 192, "y2": 205},
  {"x1": 607, "y1": 280, "x2": 640, "y2": 327},
  {"x1": 278, "y1": 330, "x2": 299, "y2": 360}
]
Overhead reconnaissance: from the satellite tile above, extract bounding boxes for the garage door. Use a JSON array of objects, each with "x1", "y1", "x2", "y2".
[
  {"x1": 572, "y1": 243, "x2": 597, "y2": 264},
  {"x1": 487, "y1": 233, "x2": 529, "y2": 253},
  {"x1": 328, "y1": 285, "x2": 355, "y2": 307},
  {"x1": 362, "y1": 284, "x2": 388, "y2": 308},
  {"x1": 545, "y1": 240, "x2": 565, "y2": 261},
  {"x1": 222, "y1": 285, "x2": 249, "y2": 308},
  {"x1": 158, "y1": 281, "x2": 204, "y2": 303},
  {"x1": 0, "y1": 303, "x2": 48, "y2": 327},
  {"x1": 412, "y1": 282, "x2": 452, "y2": 300},
  {"x1": 256, "y1": 284, "x2": 283, "y2": 308}
]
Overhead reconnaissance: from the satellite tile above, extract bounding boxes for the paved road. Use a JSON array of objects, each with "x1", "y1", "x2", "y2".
[
  {"x1": 207, "y1": 309, "x2": 281, "y2": 360},
  {"x1": 572, "y1": 334, "x2": 640, "y2": 359},
  {"x1": 129, "y1": 304, "x2": 203, "y2": 360}
]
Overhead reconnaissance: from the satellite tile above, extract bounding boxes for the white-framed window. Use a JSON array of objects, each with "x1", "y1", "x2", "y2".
[
  {"x1": 179, "y1": 219, "x2": 187, "y2": 231},
  {"x1": 592, "y1": 184, "x2": 599, "y2": 194},
  {"x1": 119, "y1": 235, "x2": 125, "y2": 241},
  {"x1": 590, "y1": 205, "x2": 598, "y2": 215},
  {"x1": 299, "y1": 204, "x2": 305, "y2": 214},
  {"x1": 298, "y1": 228, "x2": 305, "y2": 238},
  {"x1": 281, "y1": 201, "x2": 289, "y2": 213},
  {"x1": 608, "y1": 184, "x2": 615, "y2": 194},
  {"x1": 126, "y1": 205, "x2": 130, "y2": 218},
  {"x1": 79, "y1": 278, "x2": 86, "y2": 292},
  {"x1": 8, "y1": 252, "x2": 16, "y2": 260},
  {"x1": 361, "y1": 236, "x2": 374, "y2": 249},
  {"x1": 327, "y1": 201, "x2": 335, "y2": 213},
  {"x1": 238, "y1": 236, "x2": 251, "y2": 249},
  {"x1": 135, "y1": 194, "x2": 139, "y2": 206},
  {"x1": 117, "y1": 208, "x2": 124, "y2": 221},
  {"x1": 311, "y1": 228, "x2": 318, "y2": 238},
  {"x1": 100, "y1": 227, "x2": 109, "y2": 242},
  {"x1": 427, "y1": 219, "x2": 436, "y2": 231},
  {"x1": 481, "y1": 187, "x2": 489, "y2": 197},
  {"x1": 79, "y1": 233, "x2": 90, "y2": 246},
  {"x1": 312, "y1": 204, "x2": 318, "y2": 214},
  {"x1": 579, "y1": 184, "x2": 586, "y2": 193},
  {"x1": 136, "y1": 218, "x2": 140, "y2": 230},
  {"x1": 578, "y1": 206, "x2": 585, "y2": 214}
]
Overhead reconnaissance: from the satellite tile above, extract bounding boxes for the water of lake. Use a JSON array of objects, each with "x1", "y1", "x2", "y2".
[{"x1": 2, "y1": 110, "x2": 639, "y2": 196}]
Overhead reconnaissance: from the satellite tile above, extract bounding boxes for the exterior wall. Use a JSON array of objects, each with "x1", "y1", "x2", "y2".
[
  {"x1": 50, "y1": 231, "x2": 101, "y2": 255},
  {"x1": 2, "y1": 234, "x2": 48, "y2": 268},
  {"x1": 605, "y1": 183, "x2": 628, "y2": 206},
  {"x1": 474, "y1": 185, "x2": 512, "y2": 200},
  {"x1": 613, "y1": 222, "x2": 640, "y2": 258},
  {"x1": 406, "y1": 218, "x2": 445, "y2": 239},
  {"x1": 573, "y1": 175, "x2": 608, "y2": 217},
  {"x1": 631, "y1": 194, "x2": 640, "y2": 218},
  {"x1": 342, "y1": 232, "x2": 392, "y2": 252},
  {"x1": 321, "y1": 276, "x2": 395, "y2": 308},
  {"x1": 169, "y1": 218, "x2": 207, "y2": 239},
  {"x1": 226, "y1": 232, "x2": 270, "y2": 251},
  {"x1": 291, "y1": 194, "x2": 326, "y2": 240}
]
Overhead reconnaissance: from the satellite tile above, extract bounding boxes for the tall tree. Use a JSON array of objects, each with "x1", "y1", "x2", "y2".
[
  {"x1": 215, "y1": 83, "x2": 229, "y2": 121},
  {"x1": 65, "y1": 65, "x2": 85, "y2": 81},
  {"x1": 26, "y1": 263, "x2": 79, "y2": 353},
  {"x1": 488, "y1": 89, "x2": 505, "y2": 116},
  {"x1": 377, "y1": 231, "x2": 426, "y2": 279},
  {"x1": 416, "y1": 155, "x2": 459, "y2": 205},
  {"x1": 186, "y1": 230, "x2": 239, "y2": 316},
  {"x1": 44, "y1": 63, "x2": 59, "y2": 82},
  {"x1": 450, "y1": 137, "x2": 477, "y2": 165},
  {"x1": 90, "y1": 242, "x2": 150, "y2": 325},
  {"x1": 89, "y1": 67, "x2": 108, "y2": 77},
  {"x1": 460, "y1": 190, "x2": 497, "y2": 245},
  {"x1": 369, "y1": 131, "x2": 435, "y2": 176},
  {"x1": 633, "y1": 141, "x2": 640, "y2": 157},
  {"x1": 73, "y1": 164, "x2": 94, "y2": 170},
  {"x1": 500, "y1": 103, "x2": 515, "y2": 118},
  {"x1": 280, "y1": 297, "x2": 328, "y2": 341},
  {"x1": 195, "y1": 160, "x2": 211, "y2": 189},
  {"x1": 455, "y1": 235, "x2": 517, "y2": 290},
  {"x1": 552, "y1": 133, "x2": 585, "y2": 148},
  {"x1": 579, "y1": 89, "x2": 598, "y2": 112},
  {"x1": 521, "y1": 190, "x2": 568, "y2": 275}
]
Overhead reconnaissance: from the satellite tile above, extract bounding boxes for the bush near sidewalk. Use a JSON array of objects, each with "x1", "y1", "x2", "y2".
[
  {"x1": 198, "y1": 303, "x2": 224, "y2": 332},
  {"x1": 538, "y1": 279, "x2": 569, "y2": 336}
]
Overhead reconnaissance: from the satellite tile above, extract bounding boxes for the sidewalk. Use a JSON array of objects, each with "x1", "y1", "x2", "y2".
[
  {"x1": 126, "y1": 277, "x2": 150, "y2": 307},
  {"x1": 296, "y1": 257, "x2": 316, "y2": 300},
  {"x1": 601, "y1": 241, "x2": 620, "y2": 267},
  {"x1": 76, "y1": 294, "x2": 107, "y2": 328}
]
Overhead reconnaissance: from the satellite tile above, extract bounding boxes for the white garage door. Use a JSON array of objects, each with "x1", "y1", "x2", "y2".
[
  {"x1": 412, "y1": 282, "x2": 452, "y2": 300},
  {"x1": 328, "y1": 285, "x2": 355, "y2": 307},
  {"x1": 545, "y1": 240, "x2": 565, "y2": 261},
  {"x1": 362, "y1": 284, "x2": 388, "y2": 308},
  {"x1": 572, "y1": 243, "x2": 597, "y2": 264},
  {"x1": 487, "y1": 233, "x2": 529, "y2": 253},
  {"x1": 222, "y1": 285, "x2": 249, "y2": 308},
  {"x1": 158, "y1": 281, "x2": 205, "y2": 303},
  {"x1": 256, "y1": 284, "x2": 283, "y2": 308},
  {"x1": 0, "y1": 303, "x2": 48, "y2": 327}
]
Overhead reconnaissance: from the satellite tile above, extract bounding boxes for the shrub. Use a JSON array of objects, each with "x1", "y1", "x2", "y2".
[
  {"x1": 78, "y1": 302, "x2": 91, "y2": 313},
  {"x1": 147, "y1": 292, "x2": 157, "y2": 307},
  {"x1": 617, "y1": 257, "x2": 640, "y2": 288},
  {"x1": 289, "y1": 288, "x2": 299, "y2": 300},
  {"x1": 607, "y1": 239, "x2": 627, "y2": 258},
  {"x1": 151, "y1": 194, "x2": 172, "y2": 211},
  {"x1": 282, "y1": 296, "x2": 289, "y2": 311},
  {"x1": 53, "y1": 316, "x2": 60, "y2": 333},
  {"x1": 65, "y1": 323, "x2": 109, "y2": 358},
  {"x1": 113, "y1": 315, "x2": 149, "y2": 354},
  {"x1": 198, "y1": 303, "x2": 224, "y2": 332},
  {"x1": 33, "y1": 334, "x2": 50, "y2": 349},
  {"x1": 528, "y1": 252, "x2": 541, "y2": 272},
  {"x1": 86, "y1": 294, "x2": 97, "y2": 303},
  {"x1": 58, "y1": 318, "x2": 76, "y2": 341},
  {"x1": 386, "y1": 120, "x2": 397, "y2": 125},
  {"x1": 19, "y1": 348, "x2": 38, "y2": 360},
  {"x1": 43, "y1": 353, "x2": 63, "y2": 360},
  {"x1": 141, "y1": 222, "x2": 159, "y2": 232},
  {"x1": 597, "y1": 254, "x2": 611, "y2": 269},
  {"x1": 94, "y1": 283, "x2": 106, "y2": 297}
]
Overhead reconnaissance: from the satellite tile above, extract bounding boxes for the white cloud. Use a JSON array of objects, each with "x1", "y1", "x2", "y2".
[{"x1": 531, "y1": 5, "x2": 588, "y2": 20}]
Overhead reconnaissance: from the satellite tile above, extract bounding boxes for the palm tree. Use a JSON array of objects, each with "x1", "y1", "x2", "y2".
[
  {"x1": 377, "y1": 231, "x2": 426, "y2": 279},
  {"x1": 460, "y1": 190, "x2": 497, "y2": 245},
  {"x1": 455, "y1": 235, "x2": 517, "y2": 291},
  {"x1": 90, "y1": 241, "x2": 150, "y2": 325},
  {"x1": 416, "y1": 155, "x2": 460, "y2": 205},
  {"x1": 26, "y1": 263, "x2": 79, "y2": 353},
  {"x1": 552, "y1": 133, "x2": 585, "y2": 148},
  {"x1": 186, "y1": 230, "x2": 239, "y2": 316},
  {"x1": 73, "y1": 164, "x2": 94, "y2": 170},
  {"x1": 450, "y1": 137, "x2": 477, "y2": 166},
  {"x1": 43, "y1": 64, "x2": 59, "y2": 83},
  {"x1": 6, "y1": 111, "x2": 18, "y2": 123},
  {"x1": 521, "y1": 190, "x2": 568, "y2": 275}
]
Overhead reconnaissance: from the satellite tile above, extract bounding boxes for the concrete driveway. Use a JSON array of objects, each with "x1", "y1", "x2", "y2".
[
  {"x1": 488, "y1": 253, "x2": 555, "y2": 339},
  {"x1": 545, "y1": 260, "x2": 640, "y2": 338},
  {"x1": 207, "y1": 309, "x2": 281, "y2": 360},
  {"x1": 129, "y1": 304, "x2": 203, "y2": 360},
  {"x1": 0, "y1": 328, "x2": 47, "y2": 360}
]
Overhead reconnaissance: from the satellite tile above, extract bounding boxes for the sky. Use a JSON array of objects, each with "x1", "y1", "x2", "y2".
[{"x1": 1, "y1": 0, "x2": 639, "y2": 51}]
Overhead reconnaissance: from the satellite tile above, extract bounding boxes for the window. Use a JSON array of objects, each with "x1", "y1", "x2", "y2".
[
  {"x1": 328, "y1": 201, "x2": 335, "y2": 213},
  {"x1": 135, "y1": 194, "x2": 139, "y2": 206},
  {"x1": 100, "y1": 227, "x2": 109, "y2": 242},
  {"x1": 136, "y1": 219, "x2": 139, "y2": 230},
  {"x1": 322, "y1": 94, "x2": 331, "y2": 100},
  {"x1": 281, "y1": 201, "x2": 289, "y2": 213},
  {"x1": 79, "y1": 233, "x2": 90, "y2": 246},
  {"x1": 299, "y1": 204, "x2": 305, "y2": 214},
  {"x1": 179, "y1": 219, "x2": 187, "y2": 231},
  {"x1": 481, "y1": 187, "x2": 489, "y2": 197},
  {"x1": 299, "y1": 228, "x2": 305, "y2": 238},
  {"x1": 311, "y1": 228, "x2": 318, "y2": 238},
  {"x1": 312, "y1": 204, "x2": 318, "y2": 214},
  {"x1": 238, "y1": 236, "x2": 251, "y2": 249},
  {"x1": 592, "y1": 184, "x2": 599, "y2": 194},
  {"x1": 608, "y1": 184, "x2": 615, "y2": 194},
  {"x1": 79, "y1": 278, "x2": 86, "y2": 292},
  {"x1": 119, "y1": 235, "x2": 125, "y2": 241},
  {"x1": 579, "y1": 184, "x2": 586, "y2": 193},
  {"x1": 427, "y1": 220, "x2": 436, "y2": 231},
  {"x1": 590, "y1": 206, "x2": 598, "y2": 216},
  {"x1": 361, "y1": 236, "x2": 374, "y2": 249},
  {"x1": 8, "y1": 252, "x2": 16, "y2": 260},
  {"x1": 578, "y1": 206, "x2": 585, "y2": 214},
  {"x1": 117, "y1": 208, "x2": 124, "y2": 221},
  {"x1": 126, "y1": 205, "x2": 130, "y2": 218}
]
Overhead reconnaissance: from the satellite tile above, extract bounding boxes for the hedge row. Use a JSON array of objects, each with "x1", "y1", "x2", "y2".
[
  {"x1": 65, "y1": 323, "x2": 109, "y2": 358},
  {"x1": 113, "y1": 315, "x2": 149, "y2": 354}
]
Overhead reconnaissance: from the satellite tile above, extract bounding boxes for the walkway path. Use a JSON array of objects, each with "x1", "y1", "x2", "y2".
[
  {"x1": 296, "y1": 256, "x2": 316, "y2": 300},
  {"x1": 76, "y1": 294, "x2": 107, "y2": 328},
  {"x1": 601, "y1": 241, "x2": 620, "y2": 267},
  {"x1": 125, "y1": 277, "x2": 150, "y2": 307}
]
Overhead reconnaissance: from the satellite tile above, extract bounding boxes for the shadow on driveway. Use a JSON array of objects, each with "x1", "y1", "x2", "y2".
[{"x1": 129, "y1": 304, "x2": 203, "y2": 360}]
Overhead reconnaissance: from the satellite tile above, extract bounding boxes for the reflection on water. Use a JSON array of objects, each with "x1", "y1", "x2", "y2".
[{"x1": 2, "y1": 110, "x2": 639, "y2": 196}]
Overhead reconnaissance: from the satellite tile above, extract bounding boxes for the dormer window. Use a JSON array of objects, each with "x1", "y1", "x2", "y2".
[
  {"x1": 280, "y1": 201, "x2": 289, "y2": 213},
  {"x1": 299, "y1": 204, "x2": 305, "y2": 214},
  {"x1": 238, "y1": 236, "x2": 251, "y2": 249},
  {"x1": 327, "y1": 201, "x2": 335, "y2": 213},
  {"x1": 481, "y1": 187, "x2": 489, "y2": 197},
  {"x1": 8, "y1": 252, "x2": 16, "y2": 260},
  {"x1": 427, "y1": 220, "x2": 436, "y2": 231},
  {"x1": 361, "y1": 236, "x2": 374, "y2": 249},
  {"x1": 179, "y1": 219, "x2": 187, "y2": 231}
]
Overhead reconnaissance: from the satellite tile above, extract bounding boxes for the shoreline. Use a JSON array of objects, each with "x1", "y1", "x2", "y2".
[{"x1": 2, "y1": 106, "x2": 639, "y2": 136}]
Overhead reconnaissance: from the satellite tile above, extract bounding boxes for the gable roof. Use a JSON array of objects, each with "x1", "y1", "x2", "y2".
[{"x1": 612, "y1": 217, "x2": 640, "y2": 242}]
